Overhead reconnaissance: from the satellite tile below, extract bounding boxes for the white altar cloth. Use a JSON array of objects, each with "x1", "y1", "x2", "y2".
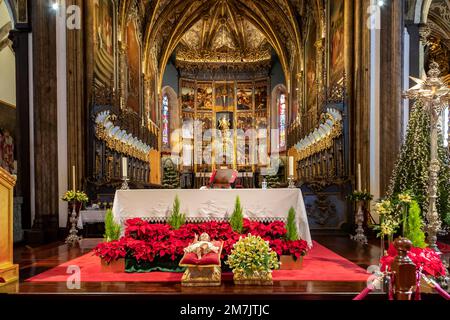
[
  {"x1": 112, "y1": 189, "x2": 312, "y2": 246},
  {"x1": 77, "y1": 210, "x2": 107, "y2": 229}
]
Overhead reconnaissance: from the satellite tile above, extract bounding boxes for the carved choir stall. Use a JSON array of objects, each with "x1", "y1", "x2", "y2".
[
  {"x1": 86, "y1": 86, "x2": 161, "y2": 202},
  {"x1": 288, "y1": 79, "x2": 352, "y2": 231}
]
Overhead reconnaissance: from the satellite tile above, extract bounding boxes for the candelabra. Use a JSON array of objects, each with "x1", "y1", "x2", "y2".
[
  {"x1": 121, "y1": 177, "x2": 130, "y2": 190},
  {"x1": 351, "y1": 201, "x2": 368, "y2": 245},
  {"x1": 65, "y1": 207, "x2": 81, "y2": 247},
  {"x1": 403, "y1": 62, "x2": 450, "y2": 252},
  {"x1": 287, "y1": 175, "x2": 296, "y2": 188}
]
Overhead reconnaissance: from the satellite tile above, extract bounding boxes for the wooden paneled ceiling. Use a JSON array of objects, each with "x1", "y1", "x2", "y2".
[{"x1": 119, "y1": 0, "x2": 308, "y2": 83}]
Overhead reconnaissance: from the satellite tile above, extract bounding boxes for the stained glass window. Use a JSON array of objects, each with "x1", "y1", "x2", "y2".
[
  {"x1": 162, "y1": 95, "x2": 169, "y2": 148},
  {"x1": 279, "y1": 93, "x2": 286, "y2": 150}
]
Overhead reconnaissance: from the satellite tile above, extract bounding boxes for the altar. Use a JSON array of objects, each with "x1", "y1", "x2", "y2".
[{"x1": 112, "y1": 188, "x2": 312, "y2": 246}]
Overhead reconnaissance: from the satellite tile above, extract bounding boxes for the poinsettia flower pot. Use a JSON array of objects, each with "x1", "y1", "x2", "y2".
[
  {"x1": 280, "y1": 255, "x2": 303, "y2": 270},
  {"x1": 100, "y1": 258, "x2": 125, "y2": 273},
  {"x1": 233, "y1": 271, "x2": 273, "y2": 286}
]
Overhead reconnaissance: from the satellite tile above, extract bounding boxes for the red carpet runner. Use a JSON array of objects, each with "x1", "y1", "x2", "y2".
[{"x1": 27, "y1": 241, "x2": 369, "y2": 283}]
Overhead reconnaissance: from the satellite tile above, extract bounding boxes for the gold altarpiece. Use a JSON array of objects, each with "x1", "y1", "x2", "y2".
[
  {"x1": 179, "y1": 78, "x2": 270, "y2": 175},
  {"x1": 0, "y1": 167, "x2": 18, "y2": 287}
]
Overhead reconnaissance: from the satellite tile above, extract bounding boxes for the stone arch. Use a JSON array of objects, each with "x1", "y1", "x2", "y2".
[
  {"x1": 3, "y1": 0, "x2": 16, "y2": 26},
  {"x1": 0, "y1": 0, "x2": 16, "y2": 108},
  {"x1": 408, "y1": 0, "x2": 433, "y2": 23}
]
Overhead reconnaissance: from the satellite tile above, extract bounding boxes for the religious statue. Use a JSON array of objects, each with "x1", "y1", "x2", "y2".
[
  {"x1": 184, "y1": 233, "x2": 220, "y2": 260},
  {"x1": 218, "y1": 116, "x2": 230, "y2": 131}
]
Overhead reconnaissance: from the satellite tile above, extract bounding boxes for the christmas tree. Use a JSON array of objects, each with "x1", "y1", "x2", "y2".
[
  {"x1": 387, "y1": 101, "x2": 450, "y2": 226},
  {"x1": 162, "y1": 160, "x2": 180, "y2": 189}
]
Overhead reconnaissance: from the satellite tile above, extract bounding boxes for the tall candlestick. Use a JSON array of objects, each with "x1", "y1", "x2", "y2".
[
  {"x1": 289, "y1": 156, "x2": 294, "y2": 176},
  {"x1": 122, "y1": 157, "x2": 128, "y2": 178},
  {"x1": 72, "y1": 166, "x2": 76, "y2": 191},
  {"x1": 357, "y1": 163, "x2": 362, "y2": 192}
]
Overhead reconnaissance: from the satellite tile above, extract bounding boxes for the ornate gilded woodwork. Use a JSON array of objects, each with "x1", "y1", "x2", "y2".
[{"x1": 0, "y1": 167, "x2": 18, "y2": 286}]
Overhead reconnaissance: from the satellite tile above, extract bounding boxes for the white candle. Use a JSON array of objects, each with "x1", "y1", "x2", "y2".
[
  {"x1": 289, "y1": 156, "x2": 294, "y2": 176},
  {"x1": 72, "y1": 166, "x2": 76, "y2": 191},
  {"x1": 357, "y1": 163, "x2": 362, "y2": 192},
  {"x1": 122, "y1": 157, "x2": 128, "y2": 178}
]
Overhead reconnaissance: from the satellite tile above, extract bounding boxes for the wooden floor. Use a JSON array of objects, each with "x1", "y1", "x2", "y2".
[{"x1": 0, "y1": 234, "x2": 390, "y2": 299}]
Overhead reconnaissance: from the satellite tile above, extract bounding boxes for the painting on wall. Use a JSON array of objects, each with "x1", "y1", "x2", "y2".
[
  {"x1": 254, "y1": 82, "x2": 268, "y2": 111},
  {"x1": 126, "y1": 19, "x2": 141, "y2": 114},
  {"x1": 237, "y1": 83, "x2": 253, "y2": 111},
  {"x1": 215, "y1": 82, "x2": 234, "y2": 109},
  {"x1": 93, "y1": 0, "x2": 115, "y2": 87},
  {"x1": 328, "y1": 0, "x2": 345, "y2": 87},
  {"x1": 181, "y1": 80, "x2": 195, "y2": 112},
  {"x1": 305, "y1": 17, "x2": 317, "y2": 113},
  {"x1": 196, "y1": 82, "x2": 213, "y2": 110}
]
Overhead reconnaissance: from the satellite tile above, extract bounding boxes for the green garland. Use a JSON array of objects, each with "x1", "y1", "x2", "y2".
[{"x1": 347, "y1": 191, "x2": 373, "y2": 202}]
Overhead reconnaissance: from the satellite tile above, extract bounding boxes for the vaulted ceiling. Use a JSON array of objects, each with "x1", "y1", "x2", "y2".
[
  {"x1": 175, "y1": 1, "x2": 272, "y2": 63},
  {"x1": 119, "y1": 0, "x2": 311, "y2": 86}
]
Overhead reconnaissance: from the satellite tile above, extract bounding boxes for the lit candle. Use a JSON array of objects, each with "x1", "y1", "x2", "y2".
[
  {"x1": 122, "y1": 157, "x2": 128, "y2": 178},
  {"x1": 289, "y1": 156, "x2": 294, "y2": 177},
  {"x1": 357, "y1": 163, "x2": 362, "y2": 192},
  {"x1": 72, "y1": 166, "x2": 76, "y2": 191}
]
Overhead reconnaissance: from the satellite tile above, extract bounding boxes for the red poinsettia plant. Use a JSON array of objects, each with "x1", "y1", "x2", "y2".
[
  {"x1": 380, "y1": 243, "x2": 447, "y2": 278},
  {"x1": 94, "y1": 218, "x2": 309, "y2": 264},
  {"x1": 93, "y1": 238, "x2": 127, "y2": 264}
]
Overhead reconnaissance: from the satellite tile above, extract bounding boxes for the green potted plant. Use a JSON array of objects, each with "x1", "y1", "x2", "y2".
[
  {"x1": 168, "y1": 195, "x2": 186, "y2": 230},
  {"x1": 280, "y1": 207, "x2": 303, "y2": 270},
  {"x1": 230, "y1": 196, "x2": 244, "y2": 233},
  {"x1": 226, "y1": 234, "x2": 280, "y2": 285},
  {"x1": 99, "y1": 209, "x2": 124, "y2": 272}
]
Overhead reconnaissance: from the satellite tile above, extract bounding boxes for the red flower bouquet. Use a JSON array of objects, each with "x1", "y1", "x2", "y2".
[{"x1": 380, "y1": 244, "x2": 447, "y2": 278}]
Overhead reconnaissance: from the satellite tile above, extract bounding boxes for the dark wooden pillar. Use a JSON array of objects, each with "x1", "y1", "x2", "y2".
[
  {"x1": 405, "y1": 23, "x2": 421, "y2": 81},
  {"x1": 27, "y1": 0, "x2": 59, "y2": 243},
  {"x1": 67, "y1": 0, "x2": 86, "y2": 195},
  {"x1": 9, "y1": 28, "x2": 31, "y2": 230},
  {"x1": 351, "y1": 0, "x2": 371, "y2": 192},
  {"x1": 379, "y1": 0, "x2": 405, "y2": 196}
]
